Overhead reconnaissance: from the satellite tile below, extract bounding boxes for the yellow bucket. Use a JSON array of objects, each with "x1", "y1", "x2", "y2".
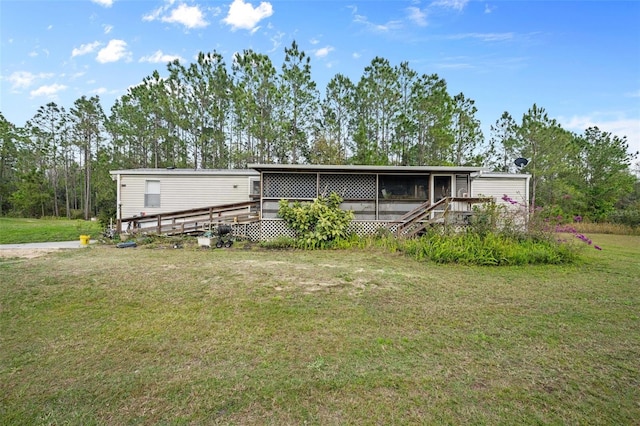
[{"x1": 79, "y1": 235, "x2": 90, "y2": 246}]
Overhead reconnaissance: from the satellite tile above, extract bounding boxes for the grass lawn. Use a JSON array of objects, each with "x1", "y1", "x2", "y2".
[
  {"x1": 0, "y1": 217, "x2": 104, "y2": 244},
  {"x1": 0, "y1": 234, "x2": 639, "y2": 424}
]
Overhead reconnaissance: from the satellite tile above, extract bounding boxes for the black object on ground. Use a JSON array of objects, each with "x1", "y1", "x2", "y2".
[{"x1": 116, "y1": 241, "x2": 137, "y2": 248}]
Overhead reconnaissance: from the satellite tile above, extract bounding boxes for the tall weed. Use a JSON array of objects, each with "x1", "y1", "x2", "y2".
[{"x1": 398, "y1": 229, "x2": 579, "y2": 265}]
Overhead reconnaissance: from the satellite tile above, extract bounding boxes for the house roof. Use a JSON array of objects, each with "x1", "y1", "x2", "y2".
[
  {"x1": 248, "y1": 164, "x2": 487, "y2": 174},
  {"x1": 109, "y1": 168, "x2": 259, "y2": 177},
  {"x1": 109, "y1": 166, "x2": 528, "y2": 178},
  {"x1": 470, "y1": 171, "x2": 531, "y2": 179}
]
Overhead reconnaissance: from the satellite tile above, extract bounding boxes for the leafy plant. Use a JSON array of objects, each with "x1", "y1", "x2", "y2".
[
  {"x1": 278, "y1": 192, "x2": 354, "y2": 249},
  {"x1": 398, "y1": 228, "x2": 579, "y2": 265},
  {"x1": 259, "y1": 236, "x2": 296, "y2": 249}
]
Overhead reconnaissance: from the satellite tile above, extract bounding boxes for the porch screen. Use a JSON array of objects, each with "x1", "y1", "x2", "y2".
[
  {"x1": 379, "y1": 175, "x2": 429, "y2": 200},
  {"x1": 144, "y1": 180, "x2": 161, "y2": 208}
]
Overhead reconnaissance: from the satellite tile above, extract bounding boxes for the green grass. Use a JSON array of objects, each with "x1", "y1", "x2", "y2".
[
  {"x1": 1, "y1": 234, "x2": 639, "y2": 424},
  {"x1": 0, "y1": 217, "x2": 103, "y2": 244}
]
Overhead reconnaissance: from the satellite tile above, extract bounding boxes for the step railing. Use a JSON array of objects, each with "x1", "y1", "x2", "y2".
[{"x1": 391, "y1": 197, "x2": 493, "y2": 237}]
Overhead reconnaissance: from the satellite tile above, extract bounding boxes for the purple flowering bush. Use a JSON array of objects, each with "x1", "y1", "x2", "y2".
[
  {"x1": 398, "y1": 194, "x2": 600, "y2": 265},
  {"x1": 507, "y1": 194, "x2": 602, "y2": 251}
]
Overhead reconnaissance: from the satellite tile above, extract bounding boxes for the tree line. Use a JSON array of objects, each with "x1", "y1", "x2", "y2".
[{"x1": 0, "y1": 41, "x2": 638, "y2": 224}]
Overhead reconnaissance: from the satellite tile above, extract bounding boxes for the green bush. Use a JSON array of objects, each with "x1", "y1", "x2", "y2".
[
  {"x1": 278, "y1": 192, "x2": 354, "y2": 249},
  {"x1": 607, "y1": 205, "x2": 640, "y2": 227}
]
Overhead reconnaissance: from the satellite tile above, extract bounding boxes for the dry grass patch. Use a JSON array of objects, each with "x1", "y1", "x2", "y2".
[{"x1": 0, "y1": 248, "x2": 61, "y2": 259}]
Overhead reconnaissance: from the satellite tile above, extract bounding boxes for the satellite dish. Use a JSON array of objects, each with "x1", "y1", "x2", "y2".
[{"x1": 514, "y1": 157, "x2": 529, "y2": 168}]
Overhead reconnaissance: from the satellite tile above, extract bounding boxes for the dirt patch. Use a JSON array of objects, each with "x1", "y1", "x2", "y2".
[{"x1": 0, "y1": 248, "x2": 59, "y2": 259}]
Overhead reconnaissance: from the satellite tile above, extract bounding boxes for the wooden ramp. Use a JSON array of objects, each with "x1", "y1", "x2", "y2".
[
  {"x1": 117, "y1": 201, "x2": 260, "y2": 236},
  {"x1": 388, "y1": 197, "x2": 493, "y2": 238}
]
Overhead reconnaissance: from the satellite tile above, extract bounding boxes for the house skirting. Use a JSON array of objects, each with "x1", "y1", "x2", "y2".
[{"x1": 232, "y1": 219, "x2": 430, "y2": 242}]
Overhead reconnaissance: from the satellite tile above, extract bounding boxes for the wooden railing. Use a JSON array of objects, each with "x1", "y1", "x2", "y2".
[
  {"x1": 389, "y1": 196, "x2": 493, "y2": 237},
  {"x1": 117, "y1": 201, "x2": 260, "y2": 236}
]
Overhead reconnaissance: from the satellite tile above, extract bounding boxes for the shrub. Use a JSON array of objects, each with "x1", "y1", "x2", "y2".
[
  {"x1": 278, "y1": 192, "x2": 354, "y2": 249},
  {"x1": 607, "y1": 205, "x2": 640, "y2": 228},
  {"x1": 390, "y1": 194, "x2": 585, "y2": 266},
  {"x1": 397, "y1": 229, "x2": 579, "y2": 266}
]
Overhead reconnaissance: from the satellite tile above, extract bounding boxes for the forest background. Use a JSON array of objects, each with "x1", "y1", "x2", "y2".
[{"x1": 0, "y1": 42, "x2": 638, "y2": 226}]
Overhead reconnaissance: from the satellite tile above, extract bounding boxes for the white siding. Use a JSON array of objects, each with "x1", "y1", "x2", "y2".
[
  {"x1": 470, "y1": 174, "x2": 529, "y2": 207},
  {"x1": 471, "y1": 178, "x2": 525, "y2": 203},
  {"x1": 471, "y1": 173, "x2": 530, "y2": 230},
  {"x1": 118, "y1": 173, "x2": 255, "y2": 218}
]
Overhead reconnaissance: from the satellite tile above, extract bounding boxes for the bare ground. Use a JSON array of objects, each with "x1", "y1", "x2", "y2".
[{"x1": 0, "y1": 248, "x2": 59, "y2": 259}]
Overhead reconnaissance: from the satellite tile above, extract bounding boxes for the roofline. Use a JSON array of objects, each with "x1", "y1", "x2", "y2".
[
  {"x1": 109, "y1": 168, "x2": 259, "y2": 176},
  {"x1": 109, "y1": 166, "x2": 529, "y2": 177},
  {"x1": 470, "y1": 171, "x2": 531, "y2": 179},
  {"x1": 248, "y1": 164, "x2": 487, "y2": 173}
]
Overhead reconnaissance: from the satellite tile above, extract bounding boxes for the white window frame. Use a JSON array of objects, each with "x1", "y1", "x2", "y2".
[
  {"x1": 144, "y1": 180, "x2": 161, "y2": 208},
  {"x1": 249, "y1": 176, "x2": 261, "y2": 198}
]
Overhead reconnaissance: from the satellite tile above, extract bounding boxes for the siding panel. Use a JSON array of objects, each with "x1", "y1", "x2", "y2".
[{"x1": 119, "y1": 174, "x2": 254, "y2": 218}]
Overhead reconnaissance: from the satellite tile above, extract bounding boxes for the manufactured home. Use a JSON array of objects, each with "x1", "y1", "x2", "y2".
[
  {"x1": 109, "y1": 168, "x2": 259, "y2": 220},
  {"x1": 250, "y1": 164, "x2": 530, "y2": 239},
  {"x1": 111, "y1": 165, "x2": 530, "y2": 239}
]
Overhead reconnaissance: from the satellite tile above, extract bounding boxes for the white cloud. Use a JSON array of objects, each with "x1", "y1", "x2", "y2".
[
  {"x1": 139, "y1": 50, "x2": 184, "y2": 64},
  {"x1": 143, "y1": 5, "x2": 164, "y2": 22},
  {"x1": 268, "y1": 31, "x2": 285, "y2": 53},
  {"x1": 90, "y1": 87, "x2": 108, "y2": 95},
  {"x1": 91, "y1": 0, "x2": 113, "y2": 7},
  {"x1": 103, "y1": 24, "x2": 113, "y2": 34},
  {"x1": 30, "y1": 83, "x2": 67, "y2": 98},
  {"x1": 446, "y1": 32, "x2": 514, "y2": 42},
  {"x1": 352, "y1": 9, "x2": 402, "y2": 33},
  {"x1": 407, "y1": 6, "x2": 428, "y2": 27},
  {"x1": 162, "y1": 3, "x2": 208, "y2": 29},
  {"x1": 223, "y1": 0, "x2": 273, "y2": 32},
  {"x1": 314, "y1": 46, "x2": 334, "y2": 58},
  {"x1": 28, "y1": 47, "x2": 50, "y2": 58},
  {"x1": 435, "y1": 61, "x2": 473, "y2": 70},
  {"x1": 560, "y1": 114, "x2": 640, "y2": 156},
  {"x1": 6, "y1": 71, "x2": 53, "y2": 89},
  {"x1": 626, "y1": 89, "x2": 640, "y2": 98},
  {"x1": 484, "y1": 4, "x2": 496, "y2": 14},
  {"x1": 96, "y1": 39, "x2": 131, "y2": 63},
  {"x1": 72, "y1": 41, "x2": 101, "y2": 57},
  {"x1": 431, "y1": 0, "x2": 469, "y2": 11}
]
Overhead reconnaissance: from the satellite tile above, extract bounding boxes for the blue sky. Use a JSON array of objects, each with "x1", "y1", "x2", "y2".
[{"x1": 1, "y1": 0, "x2": 639, "y2": 158}]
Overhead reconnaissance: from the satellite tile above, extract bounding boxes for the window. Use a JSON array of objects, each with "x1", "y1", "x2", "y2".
[
  {"x1": 145, "y1": 180, "x2": 160, "y2": 208},
  {"x1": 249, "y1": 177, "x2": 261, "y2": 199},
  {"x1": 379, "y1": 175, "x2": 429, "y2": 200},
  {"x1": 433, "y1": 176, "x2": 452, "y2": 201}
]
